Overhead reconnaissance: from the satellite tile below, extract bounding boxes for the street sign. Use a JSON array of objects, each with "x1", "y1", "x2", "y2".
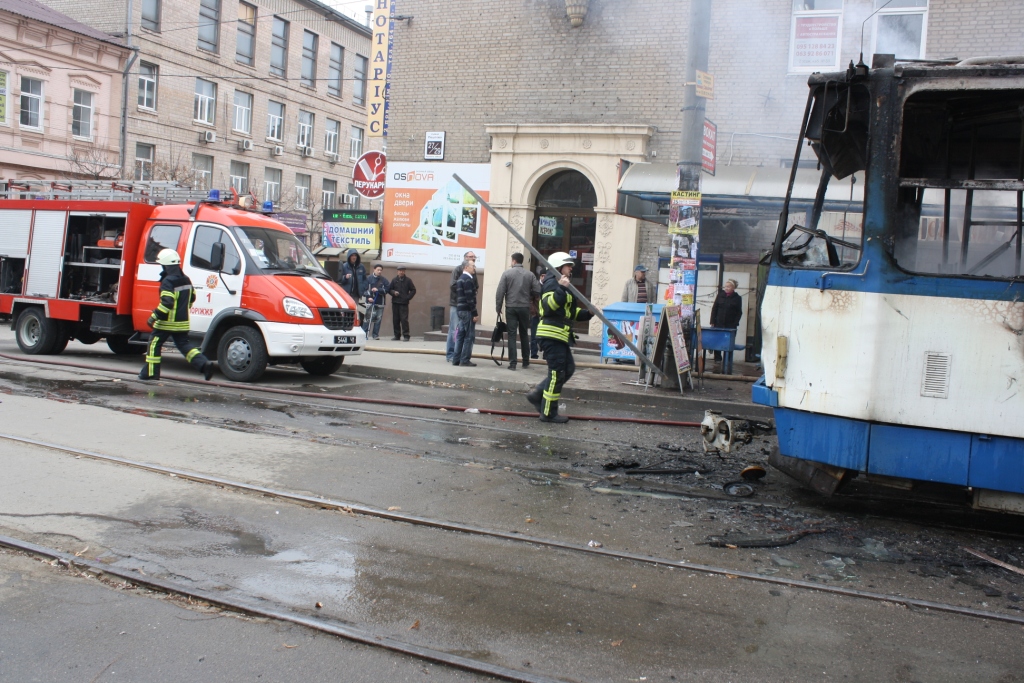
[
  {"x1": 424, "y1": 131, "x2": 445, "y2": 160},
  {"x1": 353, "y1": 151, "x2": 387, "y2": 199},
  {"x1": 696, "y1": 70, "x2": 714, "y2": 99},
  {"x1": 702, "y1": 119, "x2": 717, "y2": 175}
]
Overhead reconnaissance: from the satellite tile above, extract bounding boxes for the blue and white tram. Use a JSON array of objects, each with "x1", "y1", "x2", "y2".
[{"x1": 754, "y1": 56, "x2": 1024, "y2": 513}]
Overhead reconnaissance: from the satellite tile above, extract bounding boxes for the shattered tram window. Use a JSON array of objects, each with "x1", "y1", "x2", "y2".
[{"x1": 894, "y1": 89, "x2": 1024, "y2": 280}]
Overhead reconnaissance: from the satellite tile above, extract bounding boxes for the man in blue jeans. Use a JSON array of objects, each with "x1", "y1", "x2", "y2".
[
  {"x1": 446, "y1": 250, "x2": 477, "y2": 362},
  {"x1": 452, "y1": 260, "x2": 479, "y2": 367}
]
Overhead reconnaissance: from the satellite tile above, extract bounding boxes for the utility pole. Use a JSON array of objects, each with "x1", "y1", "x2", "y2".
[{"x1": 679, "y1": 0, "x2": 712, "y2": 195}]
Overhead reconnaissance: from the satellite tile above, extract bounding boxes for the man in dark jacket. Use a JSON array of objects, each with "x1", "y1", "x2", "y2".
[
  {"x1": 362, "y1": 263, "x2": 389, "y2": 340},
  {"x1": 139, "y1": 249, "x2": 214, "y2": 381},
  {"x1": 452, "y1": 260, "x2": 479, "y2": 366},
  {"x1": 526, "y1": 252, "x2": 593, "y2": 423},
  {"x1": 388, "y1": 266, "x2": 416, "y2": 340},
  {"x1": 339, "y1": 249, "x2": 367, "y2": 306},
  {"x1": 446, "y1": 251, "x2": 477, "y2": 362},
  {"x1": 495, "y1": 252, "x2": 541, "y2": 370}
]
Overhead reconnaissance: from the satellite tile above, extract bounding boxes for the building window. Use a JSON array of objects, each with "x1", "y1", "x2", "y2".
[
  {"x1": 322, "y1": 179, "x2": 336, "y2": 210},
  {"x1": 19, "y1": 77, "x2": 42, "y2": 130},
  {"x1": 229, "y1": 160, "x2": 249, "y2": 194},
  {"x1": 236, "y1": 2, "x2": 256, "y2": 66},
  {"x1": 72, "y1": 89, "x2": 93, "y2": 139},
  {"x1": 874, "y1": 0, "x2": 928, "y2": 60},
  {"x1": 789, "y1": 0, "x2": 843, "y2": 73},
  {"x1": 267, "y1": 100, "x2": 284, "y2": 141},
  {"x1": 141, "y1": 0, "x2": 160, "y2": 31},
  {"x1": 138, "y1": 62, "x2": 158, "y2": 110},
  {"x1": 328, "y1": 43, "x2": 343, "y2": 97},
  {"x1": 0, "y1": 71, "x2": 8, "y2": 125},
  {"x1": 197, "y1": 0, "x2": 220, "y2": 52},
  {"x1": 135, "y1": 143, "x2": 154, "y2": 180},
  {"x1": 264, "y1": 167, "x2": 281, "y2": 204},
  {"x1": 301, "y1": 30, "x2": 318, "y2": 88},
  {"x1": 192, "y1": 153, "x2": 213, "y2": 190},
  {"x1": 297, "y1": 110, "x2": 313, "y2": 149},
  {"x1": 325, "y1": 119, "x2": 340, "y2": 156},
  {"x1": 348, "y1": 183, "x2": 360, "y2": 209},
  {"x1": 270, "y1": 17, "x2": 289, "y2": 78},
  {"x1": 349, "y1": 126, "x2": 363, "y2": 160},
  {"x1": 233, "y1": 91, "x2": 252, "y2": 134},
  {"x1": 295, "y1": 173, "x2": 310, "y2": 210},
  {"x1": 353, "y1": 55, "x2": 367, "y2": 106},
  {"x1": 194, "y1": 78, "x2": 216, "y2": 125}
]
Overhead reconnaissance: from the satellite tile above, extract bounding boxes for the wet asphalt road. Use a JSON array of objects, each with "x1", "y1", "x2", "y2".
[{"x1": 2, "y1": 334, "x2": 1024, "y2": 682}]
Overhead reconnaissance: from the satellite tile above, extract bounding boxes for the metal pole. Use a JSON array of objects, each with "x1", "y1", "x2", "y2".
[
  {"x1": 678, "y1": 0, "x2": 712, "y2": 195},
  {"x1": 452, "y1": 174, "x2": 665, "y2": 378}
]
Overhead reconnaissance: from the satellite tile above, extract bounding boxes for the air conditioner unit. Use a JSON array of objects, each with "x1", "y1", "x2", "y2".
[
  {"x1": 302, "y1": 147, "x2": 315, "y2": 158},
  {"x1": 239, "y1": 139, "x2": 253, "y2": 151},
  {"x1": 272, "y1": 145, "x2": 284, "y2": 156},
  {"x1": 202, "y1": 131, "x2": 217, "y2": 143},
  {"x1": 341, "y1": 193, "x2": 358, "y2": 205},
  {"x1": 325, "y1": 152, "x2": 338, "y2": 164}
]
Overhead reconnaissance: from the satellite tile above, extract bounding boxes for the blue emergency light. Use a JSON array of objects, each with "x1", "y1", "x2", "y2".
[
  {"x1": 208, "y1": 189, "x2": 221, "y2": 201},
  {"x1": 262, "y1": 201, "x2": 274, "y2": 212}
]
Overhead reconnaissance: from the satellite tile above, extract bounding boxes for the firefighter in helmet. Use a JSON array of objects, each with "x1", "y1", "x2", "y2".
[
  {"x1": 139, "y1": 248, "x2": 214, "y2": 381},
  {"x1": 526, "y1": 252, "x2": 593, "y2": 423}
]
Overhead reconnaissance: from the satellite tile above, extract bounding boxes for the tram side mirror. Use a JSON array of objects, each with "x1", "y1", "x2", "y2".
[{"x1": 210, "y1": 242, "x2": 225, "y2": 272}]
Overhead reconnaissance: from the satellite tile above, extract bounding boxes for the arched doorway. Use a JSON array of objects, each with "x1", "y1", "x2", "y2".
[{"x1": 532, "y1": 170, "x2": 597, "y2": 309}]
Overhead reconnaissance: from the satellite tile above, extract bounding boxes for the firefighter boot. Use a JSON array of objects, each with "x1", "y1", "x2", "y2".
[
  {"x1": 526, "y1": 382, "x2": 544, "y2": 413},
  {"x1": 203, "y1": 361, "x2": 214, "y2": 381},
  {"x1": 539, "y1": 406, "x2": 569, "y2": 424}
]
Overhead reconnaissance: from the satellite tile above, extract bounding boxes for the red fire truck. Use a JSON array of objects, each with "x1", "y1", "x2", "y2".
[{"x1": 0, "y1": 182, "x2": 364, "y2": 382}]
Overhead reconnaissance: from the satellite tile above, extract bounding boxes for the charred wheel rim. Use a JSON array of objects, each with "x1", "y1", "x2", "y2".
[{"x1": 224, "y1": 337, "x2": 253, "y2": 373}]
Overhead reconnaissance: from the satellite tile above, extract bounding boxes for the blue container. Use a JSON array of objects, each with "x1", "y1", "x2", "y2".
[
  {"x1": 600, "y1": 302, "x2": 664, "y2": 362},
  {"x1": 700, "y1": 327, "x2": 744, "y2": 374}
]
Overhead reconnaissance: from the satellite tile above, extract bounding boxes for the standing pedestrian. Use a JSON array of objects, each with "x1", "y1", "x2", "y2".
[
  {"x1": 339, "y1": 249, "x2": 368, "y2": 308},
  {"x1": 527, "y1": 253, "x2": 593, "y2": 423},
  {"x1": 495, "y1": 252, "x2": 540, "y2": 371},
  {"x1": 710, "y1": 278, "x2": 743, "y2": 368},
  {"x1": 621, "y1": 265, "x2": 650, "y2": 303},
  {"x1": 452, "y1": 260, "x2": 479, "y2": 366},
  {"x1": 388, "y1": 266, "x2": 417, "y2": 341},
  {"x1": 362, "y1": 263, "x2": 389, "y2": 340},
  {"x1": 446, "y1": 251, "x2": 477, "y2": 362},
  {"x1": 529, "y1": 271, "x2": 546, "y2": 360},
  {"x1": 139, "y1": 249, "x2": 214, "y2": 381}
]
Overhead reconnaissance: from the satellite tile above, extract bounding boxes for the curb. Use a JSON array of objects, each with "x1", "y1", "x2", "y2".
[{"x1": 337, "y1": 363, "x2": 773, "y2": 419}]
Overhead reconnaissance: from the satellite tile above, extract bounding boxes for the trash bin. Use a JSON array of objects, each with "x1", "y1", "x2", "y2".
[
  {"x1": 430, "y1": 305, "x2": 445, "y2": 331},
  {"x1": 600, "y1": 302, "x2": 663, "y2": 363},
  {"x1": 700, "y1": 327, "x2": 742, "y2": 374}
]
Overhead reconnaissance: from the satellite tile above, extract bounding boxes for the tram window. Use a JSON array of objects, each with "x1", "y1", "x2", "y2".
[
  {"x1": 779, "y1": 169, "x2": 864, "y2": 268},
  {"x1": 893, "y1": 89, "x2": 1024, "y2": 279}
]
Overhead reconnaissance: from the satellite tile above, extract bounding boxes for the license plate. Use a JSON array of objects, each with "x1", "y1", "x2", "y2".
[{"x1": 334, "y1": 335, "x2": 355, "y2": 344}]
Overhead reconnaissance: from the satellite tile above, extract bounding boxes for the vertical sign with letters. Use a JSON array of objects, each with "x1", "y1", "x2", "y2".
[{"x1": 367, "y1": 0, "x2": 394, "y2": 137}]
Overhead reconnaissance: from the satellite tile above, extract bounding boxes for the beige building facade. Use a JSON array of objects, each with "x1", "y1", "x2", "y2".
[
  {"x1": 43, "y1": 0, "x2": 375, "y2": 244},
  {"x1": 0, "y1": 0, "x2": 130, "y2": 183}
]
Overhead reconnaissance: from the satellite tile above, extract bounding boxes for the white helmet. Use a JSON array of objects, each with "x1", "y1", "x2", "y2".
[
  {"x1": 547, "y1": 251, "x2": 574, "y2": 270},
  {"x1": 156, "y1": 248, "x2": 181, "y2": 266}
]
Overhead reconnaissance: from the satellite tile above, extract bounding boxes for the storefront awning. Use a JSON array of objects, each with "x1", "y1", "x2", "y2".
[{"x1": 313, "y1": 246, "x2": 347, "y2": 256}]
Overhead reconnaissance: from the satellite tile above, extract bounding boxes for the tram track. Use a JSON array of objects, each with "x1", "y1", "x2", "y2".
[{"x1": 3, "y1": 431, "x2": 1024, "y2": 629}]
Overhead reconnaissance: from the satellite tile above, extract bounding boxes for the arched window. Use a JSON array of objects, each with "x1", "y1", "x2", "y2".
[{"x1": 536, "y1": 170, "x2": 597, "y2": 209}]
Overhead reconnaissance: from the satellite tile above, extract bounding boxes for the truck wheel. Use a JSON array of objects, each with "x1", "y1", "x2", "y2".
[
  {"x1": 15, "y1": 308, "x2": 59, "y2": 355},
  {"x1": 74, "y1": 330, "x2": 101, "y2": 345},
  {"x1": 300, "y1": 356, "x2": 344, "y2": 376},
  {"x1": 107, "y1": 335, "x2": 144, "y2": 355},
  {"x1": 217, "y1": 325, "x2": 268, "y2": 382}
]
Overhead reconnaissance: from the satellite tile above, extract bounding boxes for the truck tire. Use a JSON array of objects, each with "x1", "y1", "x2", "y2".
[
  {"x1": 107, "y1": 335, "x2": 144, "y2": 355},
  {"x1": 217, "y1": 325, "x2": 268, "y2": 382},
  {"x1": 300, "y1": 356, "x2": 344, "y2": 376},
  {"x1": 15, "y1": 308, "x2": 60, "y2": 355}
]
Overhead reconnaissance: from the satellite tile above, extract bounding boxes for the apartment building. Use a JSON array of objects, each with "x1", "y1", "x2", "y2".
[
  {"x1": 0, "y1": 0, "x2": 130, "y2": 182},
  {"x1": 43, "y1": 0, "x2": 373, "y2": 243}
]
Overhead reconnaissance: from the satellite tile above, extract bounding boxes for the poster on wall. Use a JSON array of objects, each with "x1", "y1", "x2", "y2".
[
  {"x1": 383, "y1": 162, "x2": 490, "y2": 268},
  {"x1": 790, "y1": 14, "x2": 840, "y2": 71},
  {"x1": 667, "y1": 191, "x2": 701, "y2": 317}
]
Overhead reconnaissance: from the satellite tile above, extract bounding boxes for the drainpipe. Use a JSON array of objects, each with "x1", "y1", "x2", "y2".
[{"x1": 118, "y1": 0, "x2": 137, "y2": 176}]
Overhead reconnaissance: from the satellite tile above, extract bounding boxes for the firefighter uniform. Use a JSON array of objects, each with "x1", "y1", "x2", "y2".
[
  {"x1": 526, "y1": 253, "x2": 592, "y2": 423},
  {"x1": 140, "y1": 249, "x2": 214, "y2": 381}
]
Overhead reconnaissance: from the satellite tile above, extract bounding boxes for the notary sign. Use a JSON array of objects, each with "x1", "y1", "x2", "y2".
[
  {"x1": 702, "y1": 119, "x2": 717, "y2": 176},
  {"x1": 367, "y1": 0, "x2": 395, "y2": 137},
  {"x1": 696, "y1": 70, "x2": 714, "y2": 100},
  {"x1": 323, "y1": 210, "x2": 380, "y2": 250}
]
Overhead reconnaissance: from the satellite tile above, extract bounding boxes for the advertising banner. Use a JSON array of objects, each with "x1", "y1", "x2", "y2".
[
  {"x1": 383, "y1": 162, "x2": 490, "y2": 268},
  {"x1": 323, "y1": 210, "x2": 380, "y2": 250},
  {"x1": 667, "y1": 191, "x2": 701, "y2": 317},
  {"x1": 702, "y1": 119, "x2": 717, "y2": 176},
  {"x1": 0, "y1": 72, "x2": 7, "y2": 123},
  {"x1": 791, "y1": 15, "x2": 840, "y2": 70},
  {"x1": 367, "y1": 0, "x2": 394, "y2": 136}
]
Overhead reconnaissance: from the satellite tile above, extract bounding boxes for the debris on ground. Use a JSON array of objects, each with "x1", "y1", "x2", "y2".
[
  {"x1": 771, "y1": 554, "x2": 799, "y2": 568},
  {"x1": 707, "y1": 529, "x2": 825, "y2": 548},
  {"x1": 603, "y1": 459, "x2": 640, "y2": 471},
  {"x1": 964, "y1": 547, "x2": 1024, "y2": 577},
  {"x1": 723, "y1": 481, "x2": 755, "y2": 497},
  {"x1": 740, "y1": 465, "x2": 767, "y2": 481}
]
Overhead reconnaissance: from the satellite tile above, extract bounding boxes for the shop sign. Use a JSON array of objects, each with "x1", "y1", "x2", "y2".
[
  {"x1": 538, "y1": 216, "x2": 559, "y2": 237},
  {"x1": 353, "y1": 151, "x2": 387, "y2": 199},
  {"x1": 367, "y1": 0, "x2": 395, "y2": 136},
  {"x1": 383, "y1": 162, "x2": 490, "y2": 268},
  {"x1": 276, "y1": 212, "x2": 308, "y2": 235},
  {"x1": 696, "y1": 70, "x2": 714, "y2": 99},
  {"x1": 791, "y1": 14, "x2": 840, "y2": 70},
  {"x1": 702, "y1": 119, "x2": 717, "y2": 176},
  {"x1": 323, "y1": 209, "x2": 380, "y2": 249},
  {"x1": 0, "y1": 72, "x2": 7, "y2": 123}
]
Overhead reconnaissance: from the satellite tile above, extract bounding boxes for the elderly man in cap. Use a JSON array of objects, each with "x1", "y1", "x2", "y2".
[
  {"x1": 388, "y1": 266, "x2": 417, "y2": 340},
  {"x1": 621, "y1": 264, "x2": 650, "y2": 303}
]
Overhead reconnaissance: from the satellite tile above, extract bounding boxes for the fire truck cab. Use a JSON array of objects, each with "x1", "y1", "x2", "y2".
[{"x1": 0, "y1": 182, "x2": 364, "y2": 382}]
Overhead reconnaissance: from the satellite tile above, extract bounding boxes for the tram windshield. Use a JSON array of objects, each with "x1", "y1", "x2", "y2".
[
  {"x1": 777, "y1": 82, "x2": 869, "y2": 269},
  {"x1": 893, "y1": 89, "x2": 1024, "y2": 280}
]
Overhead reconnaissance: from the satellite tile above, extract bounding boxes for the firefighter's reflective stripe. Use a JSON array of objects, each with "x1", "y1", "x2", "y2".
[
  {"x1": 152, "y1": 284, "x2": 194, "y2": 331},
  {"x1": 542, "y1": 369, "x2": 560, "y2": 416},
  {"x1": 536, "y1": 290, "x2": 584, "y2": 343}
]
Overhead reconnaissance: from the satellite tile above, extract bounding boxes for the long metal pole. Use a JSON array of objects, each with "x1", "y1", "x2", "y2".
[{"x1": 452, "y1": 174, "x2": 665, "y2": 378}]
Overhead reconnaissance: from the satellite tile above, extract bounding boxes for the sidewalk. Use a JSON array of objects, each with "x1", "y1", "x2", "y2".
[{"x1": 339, "y1": 337, "x2": 770, "y2": 418}]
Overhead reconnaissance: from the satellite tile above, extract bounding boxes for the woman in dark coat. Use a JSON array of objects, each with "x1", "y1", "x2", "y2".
[{"x1": 710, "y1": 278, "x2": 743, "y2": 329}]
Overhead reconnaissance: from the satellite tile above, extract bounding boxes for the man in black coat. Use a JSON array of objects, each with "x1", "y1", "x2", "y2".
[
  {"x1": 446, "y1": 251, "x2": 477, "y2": 362},
  {"x1": 388, "y1": 266, "x2": 417, "y2": 340},
  {"x1": 452, "y1": 261, "x2": 479, "y2": 366}
]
